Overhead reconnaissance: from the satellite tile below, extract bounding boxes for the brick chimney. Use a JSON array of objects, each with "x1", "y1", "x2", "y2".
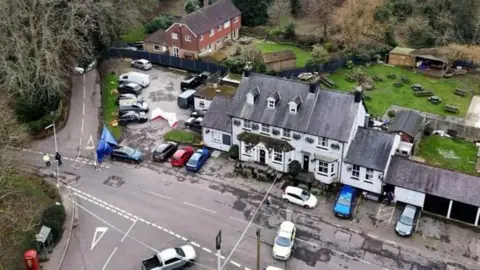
[{"x1": 204, "y1": 0, "x2": 209, "y2": 7}]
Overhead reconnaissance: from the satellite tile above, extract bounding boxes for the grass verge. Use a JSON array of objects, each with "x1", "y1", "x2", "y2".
[
  {"x1": 164, "y1": 129, "x2": 201, "y2": 144},
  {"x1": 120, "y1": 25, "x2": 147, "y2": 43},
  {"x1": 416, "y1": 135, "x2": 478, "y2": 175},
  {"x1": 328, "y1": 65, "x2": 480, "y2": 117},
  {"x1": 101, "y1": 73, "x2": 122, "y2": 139},
  {"x1": 256, "y1": 42, "x2": 311, "y2": 68}
]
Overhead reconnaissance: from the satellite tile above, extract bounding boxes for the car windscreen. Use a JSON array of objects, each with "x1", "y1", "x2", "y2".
[
  {"x1": 337, "y1": 196, "x2": 350, "y2": 206},
  {"x1": 300, "y1": 191, "x2": 310, "y2": 201},
  {"x1": 187, "y1": 154, "x2": 200, "y2": 166},
  {"x1": 123, "y1": 148, "x2": 135, "y2": 156},
  {"x1": 275, "y1": 236, "x2": 291, "y2": 247},
  {"x1": 175, "y1": 247, "x2": 185, "y2": 257},
  {"x1": 154, "y1": 144, "x2": 169, "y2": 153},
  {"x1": 399, "y1": 215, "x2": 414, "y2": 226}
]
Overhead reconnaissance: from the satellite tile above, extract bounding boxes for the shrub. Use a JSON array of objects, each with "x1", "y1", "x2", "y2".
[
  {"x1": 374, "y1": 6, "x2": 391, "y2": 23},
  {"x1": 346, "y1": 60, "x2": 354, "y2": 69},
  {"x1": 288, "y1": 160, "x2": 302, "y2": 177},
  {"x1": 310, "y1": 188, "x2": 321, "y2": 196},
  {"x1": 26, "y1": 114, "x2": 56, "y2": 134},
  {"x1": 229, "y1": 145, "x2": 239, "y2": 159},
  {"x1": 145, "y1": 15, "x2": 177, "y2": 33},
  {"x1": 268, "y1": 27, "x2": 284, "y2": 37},
  {"x1": 41, "y1": 204, "x2": 66, "y2": 243},
  {"x1": 284, "y1": 22, "x2": 296, "y2": 39},
  {"x1": 223, "y1": 59, "x2": 245, "y2": 74},
  {"x1": 234, "y1": 47, "x2": 242, "y2": 56},
  {"x1": 387, "y1": 110, "x2": 396, "y2": 118},
  {"x1": 184, "y1": 0, "x2": 200, "y2": 14},
  {"x1": 298, "y1": 184, "x2": 309, "y2": 191}
]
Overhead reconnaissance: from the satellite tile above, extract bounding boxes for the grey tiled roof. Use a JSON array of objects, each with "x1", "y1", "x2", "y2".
[
  {"x1": 290, "y1": 95, "x2": 302, "y2": 105},
  {"x1": 201, "y1": 97, "x2": 232, "y2": 133},
  {"x1": 269, "y1": 91, "x2": 280, "y2": 101},
  {"x1": 344, "y1": 128, "x2": 397, "y2": 171},
  {"x1": 388, "y1": 110, "x2": 424, "y2": 137},
  {"x1": 181, "y1": 0, "x2": 241, "y2": 36},
  {"x1": 385, "y1": 156, "x2": 480, "y2": 207},
  {"x1": 229, "y1": 73, "x2": 361, "y2": 142}
]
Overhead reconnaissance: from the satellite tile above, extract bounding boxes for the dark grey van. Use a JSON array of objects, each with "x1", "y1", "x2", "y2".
[
  {"x1": 180, "y1": 72, "x2": 210, "y2": 91},
  {"x1": 177, "y1": 90, "x2": 196, "y2": 109}
]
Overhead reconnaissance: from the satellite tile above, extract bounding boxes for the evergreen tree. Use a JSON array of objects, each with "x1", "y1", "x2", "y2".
[{"x1": 233, "y1": 0, "x2": 271, "y2": 27}]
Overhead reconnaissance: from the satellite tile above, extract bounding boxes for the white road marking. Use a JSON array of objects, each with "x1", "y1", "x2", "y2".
[
  {"x1": 202, "y1": 247, "x2": 212, "y2": 253},
  {"x1": 349, "y1": 229, "x2": 361, "y2": 234},
  {"x1": 183, "y1": 201, "x2": 217, "y2": 214},
  {"x1": 175, "y1": 234, "x2": 181, "y2": 238},
  {"x1": 145, "y1": 221, "x2": 151, "y2": 225},
  {"x1": 229, "y1": 217, "x2": 263, "y2": 228},
  {"x1": 331, "y1": 223, "x2": 341, "y2": 227},
  {"x1": 102, "y1": 247, "x2": 118, "y2": 270},
  {"x1": 139, "y1": 218, "x2": 145, "y2": 222},
  {"x1": 142, "y1": 189, "x2": 173, "y2": 200},
  {"x1": 121, "y1": 218, "x2": 138, "y2": 242},
  {"x1": 169, "y1": 231, "x2": 175, "y2": 235},
  {"x1": 367, "y1": 234, "x2": 378, "y2": 239},
  {"x1": 181, "y1": 237, "x2": 187, "y2": 241},
  {"x1": 331, "y1": 249, "x2": 374, "y2": 265},
  {"x1": 190, "y1": 241, "x2": 201, "y2": 247},
  {"x1": 244, "y1": 268, "x2": 251, "y2": 270},
  {"x1": 156, "y1": 225, "x2": 163, "y2": 230},
  {"x1": 230, "y1": 261, "x2": 241, "y2": 267},
  {"x1": 91, "y1": 227, "x2": 109, "y2": 250},
  {"x1": 296, "y1": 238, "x2": 317, "y2": 246},
  {"x1": 163, "y1": 228, "x2": 169, "y2": 233}
]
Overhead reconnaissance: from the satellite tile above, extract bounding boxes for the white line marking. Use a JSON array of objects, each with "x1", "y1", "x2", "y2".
[
  {"x1": 100, "y1": 204, "x2": 105, "y2": 208},
  {"x1": 349, "y1": 229, "x2": 361, "y2": 234},
  {"x1": 169, "y1": 231, "x2": 175, "y2": 235},
  {"x1": 139, "y1": 218, "x2": 145, "y2": 222},
  {"x1": 202, "y1": 247, "x2": 212, "y2": 253},
  {"x1": 130, "y1": 218, "x2": 136, "y2": 222},
  {"x1": 126, "y1": 212, "x2": 132, "y2": 216},
  {"x1": 190, "y1": 241, "x2": 200, "y2": 247},
  {"x1": 245, "y1": 268, "x2": 251, "y2": 270},
  {"x1": 175, "y1": 234, "x2": 181, "y2": 238},
  {"x1": 156, "y1": 225, "x2": 163, "y2": 230},
  {"x1": 183, "y1": 201, "x2": 217, "y2": 214},
  {"x1": 230, "y1": 261, "x2": 241, "y2": 267},
  {"x1": 367, "y1": 234, "x2": 378, "y2": 239},
  {"x1": 105, "y1": 207, "x2": 111, "y2": 211},
  {"x1": 331, "y1": 223, "x2": 341, "y2": 227},
  {"x1": 111, "y1": 210, "x2": 117, "y2": 214},
  {"x1": 229, "y1": 217, "x2": 263, "y2": 228},
  {"x1": 102, "y1": 247, "x2": 118, "y2": 270},
  {"x1": 163, "y1": 228, "x2": 169, "y2": 233},
  {"x1": 142, "y1": 189, "x2": 172, "y2": 200},
  {"x1": 151, "y1": 223, "x2": 157, "y2": 227},
  {"x1": 181, "y1": 237, "x2": 187, "y2": 241},
  {"x1": 145, "y1": 221, "x2": 151, "y2": 225},
  {"x1": 122, "y1": 218, "x2": 138, "y2": 242},
  {"x1": 120, "y1": 209, "x2": 126, "y2": 213},
  {"x1": 296, "y1": 238, "x2": 317, "y2": 246}
]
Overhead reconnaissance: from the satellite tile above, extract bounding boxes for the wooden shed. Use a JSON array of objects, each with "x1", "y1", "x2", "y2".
[
  {"x1": 387, "y1": 47, "x2": 416, "y2": 67},
  {"x1": 262, "y1": 50, "x2": 297, "y2": 71}
]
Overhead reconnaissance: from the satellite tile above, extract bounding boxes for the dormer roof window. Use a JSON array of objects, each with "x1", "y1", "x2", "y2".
[
  {"x1": 288, "y1": 95, "x2": 302, "y2": 114},
  {"x1": 267, "y1": 91, "x2": 280, "y2": 109},
  {"x1": 247, "y1": 86, "x2": 260, "y2": 105}
]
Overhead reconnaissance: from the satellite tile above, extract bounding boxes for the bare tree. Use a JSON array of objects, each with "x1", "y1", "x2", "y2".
[
  {"x1": 268, "y1": 0, "x2": 291, "y2": 25},
  {"x1": 303, "y1": 0, "x2": 337, "y2": 39}
]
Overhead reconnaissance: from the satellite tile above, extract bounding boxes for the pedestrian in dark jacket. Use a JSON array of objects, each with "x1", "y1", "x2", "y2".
[
  {"x1": 387, "y1": 191, "x2": 394, "y2": 205},
  {"x1": 55, "y1": 152, "x2": 62, "y2": 166}
]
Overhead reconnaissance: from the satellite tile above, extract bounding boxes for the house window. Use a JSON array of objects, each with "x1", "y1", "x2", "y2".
[
  {"x1": 233, "y1": 16, "x2": 239, "y2": 23},
  {"x1": 171, "y1": 33, "x2": 178, "y2": 40},
  {"x1": 216, "y1": 38, "x2": 222, "y2": 45},
  {"x1": 365, "y1": 168, "x2": 374, "y2": 183},
  {"x1": 244, "y1": 120, "x2": 251, "y2": 129},
  {"x1": 199, "y1": 101, "x2": 205, "y2": 108},
  {"x1": 318, "y1": 137, "x2": 328, "y2": 148},
  {"x1": 283, "y1": 129, "x2": 290, "y2": 138},
  {"x1": 224, "y1": 20, "x2": 230, "y2": 28},
  {"x1": 290, "y1": 106, "x2": 297, "y2": 113},
  {"x1": 218, "y1": 25, "x2": 222, "y2": 31},
  {"x1": 352, "y1": 165, "x2": 360, "y2": 179},
  {"x1": 244, "y1": 144, "x2": 252, "y2": 155},
  {"x1": 212, "y1": 131, "x2": 221, "y2": 142},
  {"x1": 267, "y1": 100, "x2": 275, "y2": 108},
  {"x1": 154, "y1": 45, "x2": 161, "y2": 51},
  {"x1": 185, "y1": 35, "x2": 191, "y2": 42},
  {"x1": 273, "y1": 149, "x2": 282, "y2": 162},
  {"x1": 200, "y1": 35, "x2": 203, "y2": 41},
  {"x1": 317, "y1": 161, "x2": 328, "y2": 175},
  {"x1": 210, "y1": 29, "x2": 214, "y2": 36},
  {"x1": 261, "y1": 124, "x2": 270, "y2": 133}
]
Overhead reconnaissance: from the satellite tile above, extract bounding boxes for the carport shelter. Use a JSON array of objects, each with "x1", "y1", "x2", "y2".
[{"x1": 385, "y1": 156, "x2": 480, "y2": 226}]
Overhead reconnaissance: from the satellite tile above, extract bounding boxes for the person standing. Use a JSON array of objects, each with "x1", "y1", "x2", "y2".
[
  {"x1": 55, "y1": 152, "x2": 62, "y2": 166},
  {"x1": 266, "y1": 195, "x2": 272, "y2": 206},
  {"x1": 43, "y1": 153, "x2": 51, "y2": 167}
]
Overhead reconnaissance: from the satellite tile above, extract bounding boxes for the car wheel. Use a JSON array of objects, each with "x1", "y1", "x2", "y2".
[
  {"x1": 303, "y1": 204, "x2": 308, "y2": 208},
  {"x1": 186, "y1": 260, "x2": 195, "y2": 267},
  {"x1": 283, "y1": 198, "x2": 289, "y2": 203}
]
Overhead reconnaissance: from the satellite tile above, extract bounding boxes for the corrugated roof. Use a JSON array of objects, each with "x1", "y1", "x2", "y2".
[
  {"x1": 143, "y1": 29, "x2": 167, "y2": 45},
  {"x1": 390, "y1": 47, "x2": 416, "y2": 55},
  {"x1": 388, "y1": 110, "x2": 424, "y2": 137},
  {"x1": 344, "y1": 128, "x2": 398, "y2": 171},
  {"x1": 262, "y1": 50, "x2": 296, "y2": 64},
  {"x1": 180, "y1": 0, "x2": 241, "y2": 35},
  {"x1": 385, "y1": 156, "x2": 480, "y2": 207},
  {"x1": 202, "y1": 97, "x2": 233, "y2": 132}
]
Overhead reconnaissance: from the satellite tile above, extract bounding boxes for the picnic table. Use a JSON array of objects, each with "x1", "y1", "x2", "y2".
[
  {"x1": 411, "y1": 84, "x2": 423, "y2": 91},
  {"x1": 445, "y1": 104, "x2": 459, "y2": 113},
  {"x1": 428, "y1": 96, "x2": 442, "y2": 104}
]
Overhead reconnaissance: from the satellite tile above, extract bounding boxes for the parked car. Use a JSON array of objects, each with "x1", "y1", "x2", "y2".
[
  {"x1": 118, "y1": 111, "x2": 148, "y2": 126},
  {"x1": 272, "y1": 221, "x2": 296, "y2": 260},
  {"x1": 131, "y1": 59, "x2": 152, "y2": 71},
  {"x1": 282, "y1": 186, "x2": 317, "y2": 209},
  {"x1": 190, "y1": 110, "x2": 207, "y2": 118},
  {"x1": 185, "y1": 117, "x2": 203, "y2": 132},
  {"x1": 128, "y1": 41, "x2": 144, "y2": 50},
  {"x1": 177, "y1": 89, "x2": 196, "y2": 109},
  {"x1": 115, "y1": 93, "x2": 139, "y2": 105},
  {"x1": 395, "y1": 204, "x2": 418, "y2": 237},
  {"x1": 142, "y1": 245, "x2": 196, "y2": 270},
  {"x1": 111, "y1": 147, "x2": 143, "y2": 163},
  {"x1": 74, "y1": 60, "x2": 96, "y2": 74},
  {"x1": 333, "y1": 185, "x2": 356, "y2": 218},
  {"x1": 118, "y1": 82, "x2": 142, "y2": 95},
  {"x1": 152, "y1": 142, "x2": 178, "y2": 162},
  {"x1": 119, "y1": 99, "x2": 149, "y2": 113},
  {"x1": 265, "y1": 267, "x2": 284, "y2": 270},
  {"x1": 118, "y1": 72, "x2": 150, "y2": 88},
  {"x1": 180, "y1": 72, "x2": 209, "y2": 91},
  {"x1": 171, "y1": 146, "x2": 195, "y2": 167},
  {"x1": 186, "y1": 148, "x2": 210, "y2": 172}
]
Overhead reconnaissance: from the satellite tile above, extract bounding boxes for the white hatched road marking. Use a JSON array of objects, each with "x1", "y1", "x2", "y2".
[
  {"x1": 230, "y1": 261, "x2": 241, "y2": 267},
  {"x1": 202, "y1": 247, "x2": 212, "y2": 253}
]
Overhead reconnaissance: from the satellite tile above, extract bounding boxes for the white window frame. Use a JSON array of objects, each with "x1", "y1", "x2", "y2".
[
  {"x1": 233, "y1": 16, "x2": 239, "y2": 23},
  {"x1": 243, "y1": 120, "x2": 251, "y2": 129},
  {"x1": 244, "y1": 144, "x2": 252, "y2": 155},
  {"x1": 199, "y1": 100, "x2": 205, "y2": 108},
  {"x1": 218, "y1": 25, "x2": 222, "y2": 31},
  {"x1": 261, "y1": 124, "x2": 270, "y2": 133},
  {"x1": 210, "y1": 29, "x2": 214, "y2": 36},
  {"x1": 200, "y1": 34, "x2": 203, "y2": 41},
  {"x1": 216, "y1": 38, "x2": 222, "y2": 45},
  {"x1": 224, "y1": 20, "x2": 230, "y2": 28},
  {"x1": 365, "y1": 168, "x2": 374, "y2": 183},
  {"x1": 171, "y1": 33, "x2": 178, "y2": 40},
  {"x1": 290, "y1": 106, "x2": 297, "y2": 113},
  {"x1": 267, "y1": 100, "x2": 275, "y2": 108},
  {"x1": 352, "y1": 165, "x2": 360, "y2": 179},
  {"x1": 212, "y1": 131, "x2": 221, "y2": 143},
  {"x1": 154, "y1": 45, "x2": 161, "y2": 51},
  {"x1": 282, "y1": 129, "x2": 290, "y2": 138},
  {"x1": 318, "y1": 137, "x2": 328, "y2": 148},
  {"x1": 317, "y1": 161, "x2": 328, "y2": 175},
  {"x1": 185, "y1": 35, "x2": 191, "y2": 42},
  {"x1": 273, "y1": 149, "x2": 282, "y2": 163}
]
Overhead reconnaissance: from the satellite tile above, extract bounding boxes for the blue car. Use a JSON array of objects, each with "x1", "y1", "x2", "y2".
[
  {"x1": 185, "y1": 148, "x2": 210, "y2": 172},
  {"x1": 111, "y1": 147, "x2": 143, "y2": 164},
  {"x1": 333, "y1": 185, "x2": 356, "y2": 218}
]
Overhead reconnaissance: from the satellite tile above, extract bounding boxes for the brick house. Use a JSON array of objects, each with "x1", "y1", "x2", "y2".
[{"x1": 164, "y1": 0, "x2": 241, "y2": 59}]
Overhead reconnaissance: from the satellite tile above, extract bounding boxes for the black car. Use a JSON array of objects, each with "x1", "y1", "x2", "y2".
[
  {"x1": 111, "y1": 147, "x2": 143, "y2": 163},
  {"x1": 118, "y1": 111, "x2": 148, "y2": 126},
  {"x1": 185, "y1": 117, "x2": 203, "y2": 132},
  {"x1": 152, "y1": 141, "x2": 178, "y2": 162},
  {"x1": 191, "y1": 110, "x2": 207, "y2": 118},
  {"x1": 180, "y1": 72, "x2": 209, "y2": 91},
  {"x1": 118, "y1": 82, "x2": 142, "y2": 95}
]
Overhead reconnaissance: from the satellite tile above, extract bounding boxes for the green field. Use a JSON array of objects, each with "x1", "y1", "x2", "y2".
[
  {"x1": 328, "y1": 65, "x2": 480, "y2": 117},
  {"x1": 164, "y1": 129, "x2": 201, "y2": 144},
  {"x1": 256, "y1": 42, "x2": 311, "y2": 68},
  {"x1": 101, "y1": 73, "x2": 122, "y2": 139},
  {"x1": 416, "y1": 135, "x2": 478, "y2": 175}
]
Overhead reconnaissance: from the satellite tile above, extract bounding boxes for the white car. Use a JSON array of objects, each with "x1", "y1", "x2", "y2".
[
  {"x1": 131, "y1": 59, "x2": 153, "y2": 71},
  {"x1": 272, "y1": 221, "x2": 296, "y2": 260},
  {"x1": 282, "y1": 186, "x2": 317, "y2": 208},
  {"x1": 265, "y1": 267, "x2": 284, "y2": 270},
  {"x1": 74, "y1": 60, "x2": 96, "y2": 74},
  {"x1": 142, "y1": 245, "x2": 196, "y2": 270}
]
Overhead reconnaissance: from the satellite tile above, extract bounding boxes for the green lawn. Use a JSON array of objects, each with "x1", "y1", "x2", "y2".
[
  {"x1": 164, "y1": 129, "x2": 201, "y2": 144},
  {"x1": 416, "y1": 135, "x2": 478, "y2": 175},
  {"x1": 101, "y1": 73, "x2": 122, "y2": 139},
  {"x1": 328, "y1": 65, "x2": 480, "y2": 117},
  {"x1": 256, "y1": 42, "x2": 311, "y2": 68},
  {"x1": 120, "y1": 25, "x2": 147, "y2": 43}
]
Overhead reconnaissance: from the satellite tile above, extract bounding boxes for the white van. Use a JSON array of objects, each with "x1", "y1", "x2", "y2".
[{"x1": 118, "y1": 72, "x2": 150, "y2": 88}]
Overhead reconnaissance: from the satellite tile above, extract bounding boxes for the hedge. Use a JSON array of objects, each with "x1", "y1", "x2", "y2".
[{"x1": 41, "y1": 204, "x2": 66, "y2": 243}]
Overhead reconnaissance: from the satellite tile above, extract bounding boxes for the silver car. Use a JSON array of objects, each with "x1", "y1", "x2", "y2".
[
  {"x1": 131, "y1": 59, "x2": 153, "y2": 71},
  {"x1": 395, "y1": 204, "x2": 417, "y2": 237},
  {"x1": 119, "y1": 99, "x2": 149, "y2": 113}
]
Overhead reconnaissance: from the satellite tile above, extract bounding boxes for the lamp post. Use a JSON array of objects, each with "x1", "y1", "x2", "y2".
[{"x1": 45, "y1": 122, "x2": 59, "y2": 188}]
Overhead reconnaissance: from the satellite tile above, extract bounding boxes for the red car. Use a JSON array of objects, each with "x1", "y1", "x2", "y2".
[{"x1": 171, "y1": 146, "x2": 195, "y2": 167}]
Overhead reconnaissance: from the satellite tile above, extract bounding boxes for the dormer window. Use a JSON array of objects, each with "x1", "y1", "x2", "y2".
[
  {"x1": 268, "y1": 99, "x2": 275, "y2": 108},
  {"x1": 267, "y1": 91, "x2": 280, "y2": 109},
  {"x1": 247, "y1": 87, "x2": 260, "y2": 105},
  {"x1": 288, "y1": 95, "x2": 302, "y2": 114},
  {"x1": 289, "y1": 105, "x2": 297, "y2": 113}
]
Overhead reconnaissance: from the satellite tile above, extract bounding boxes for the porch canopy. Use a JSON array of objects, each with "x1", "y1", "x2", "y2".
[{"x1": 237, "y1": 132, "x2": 294, "y2": 152}]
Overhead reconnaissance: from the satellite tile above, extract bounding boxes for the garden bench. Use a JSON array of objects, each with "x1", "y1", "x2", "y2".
[
  {"x1": 319, "y1": 77, "x2": 336, "y2": 88},
  {"x1": 411, "y1": 84, "x2": 423, "y2": 91},
  {"x1": 445, "y1": 105, "x2": 459, "y2": 113},
  {"x1": 414, "y1": 91, "x2": 434, "y2": 97},
  {"x1": 428, "y1": 96, "x2": 442, "y2": 104},
  {"x1": 454, "y1": 88, "x2": 468, "y2": 97}
]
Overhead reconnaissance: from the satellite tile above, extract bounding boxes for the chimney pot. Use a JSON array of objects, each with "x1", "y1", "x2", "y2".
[
  {"x1": 309, "y1": 82, "x2": 316, "y2": 94},
  {"x1": 243, "y1": 62, "x2": 252, "y2": 78},
  {"x1": 354, "y1": 89, "x2": 363, "y2": 103}
]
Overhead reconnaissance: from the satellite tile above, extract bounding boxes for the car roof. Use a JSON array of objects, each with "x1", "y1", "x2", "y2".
[
  {"x1": 285, "y1": 186, "x2": 304, "y2": 195},
  {"x1": 340, "y1": 185, "x2": 354, "y2": 195},
  {"x1": 136, "y1": 59, "x2": 149, "y2": 63},
  {"x1": 265, "y1": 267, "x2": 284, "y2": 270},
  {"x1": 119, "y1": 99, "x2": 137, "y2": 106},
  {"x1": 279, "y1": 221, "x2": 295, "y2": 235},
  {"x1": 124, "y1": 82, "x2": 139, "y2": 87},
  {"x1": 121, "y1": 110, "x2": 137, "y2": 116},
  {"x1": 403, "y1": 205, "x2": 417, "y2": 216},
  {"x1": 173, "y1": 149, "x2": 186, "y2": 157},
  {"x1": 158, "y1": 248, "x2": 177, "y2": 260}
]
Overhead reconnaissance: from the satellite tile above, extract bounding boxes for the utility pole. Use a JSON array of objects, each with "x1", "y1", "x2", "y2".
[
  {"x1": 216, "y1": 230, "x2": 222, "y2": 270},
  {"x1": 45, "y1": 121, "x2": 59, "y2": 188},
  {"x1": 256, "y1": 228, "x2": 261, "y2": 270}
]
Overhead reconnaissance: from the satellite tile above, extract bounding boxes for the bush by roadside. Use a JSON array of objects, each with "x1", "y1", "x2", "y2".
[{"x1": 41, "y1": 205, "x2": 66, "y2": 243}]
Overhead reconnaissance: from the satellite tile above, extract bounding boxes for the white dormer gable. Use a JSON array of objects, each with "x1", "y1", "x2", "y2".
[
  {"x1": 267, "y1": 91, "x2": 281, "y2": 109},
  {"x1": 288, "y1": 95, "x2": 302, "y2": 114},
  {"x1": 247, "y1": 86, "x2": 260, "y2": 105}
]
